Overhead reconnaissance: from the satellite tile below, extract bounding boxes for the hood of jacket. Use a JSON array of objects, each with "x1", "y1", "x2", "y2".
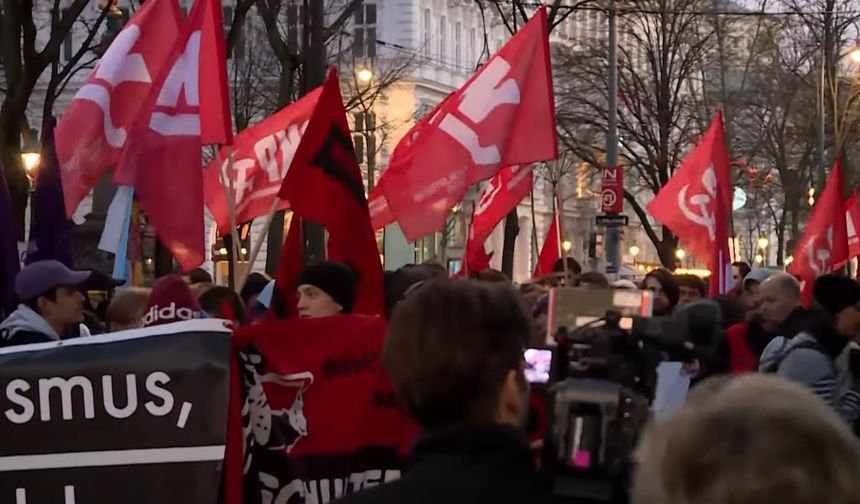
[{"x1": 0, "y1": 305, "x2": 60, "y2": 342}]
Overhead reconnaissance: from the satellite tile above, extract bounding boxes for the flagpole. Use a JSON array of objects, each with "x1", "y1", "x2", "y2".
[
  {"x1": 554, "y1": 193, "x2": 570, "y2": 284},
  {"x1": 529, "y1": 186, "x2": 539, "y2": 276},
  {"x1": 237, "y1": 198, "x2": 281, "y2": 292},
  {"x1": 216, "y1": 147, "x2": 243, "y2": 289}
]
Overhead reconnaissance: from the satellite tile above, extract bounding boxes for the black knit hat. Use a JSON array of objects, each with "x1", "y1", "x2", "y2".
[
  {"x1": 297, "y1": 261, "x2": 357, "y2": 313},
  {"x1": 813, "y1": 275, "x2": 860, "y2": 317}
]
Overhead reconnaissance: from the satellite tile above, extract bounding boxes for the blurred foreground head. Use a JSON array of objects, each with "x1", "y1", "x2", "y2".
[
  {"x1": 383, "y1": 279, "x2": 530, "y2": 430},
  {"x1": 633, "y1": 374, "x2": 860, "y2": 504}
]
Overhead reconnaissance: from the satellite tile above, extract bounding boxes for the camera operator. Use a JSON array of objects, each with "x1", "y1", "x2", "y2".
[{"x1": 336, "y1": 279, "x2": 558, "y2": 504}]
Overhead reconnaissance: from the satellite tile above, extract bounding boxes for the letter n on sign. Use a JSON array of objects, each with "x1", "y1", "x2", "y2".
[{"x1": 601, "y1": 166, "x2": 623, "y2": 213}]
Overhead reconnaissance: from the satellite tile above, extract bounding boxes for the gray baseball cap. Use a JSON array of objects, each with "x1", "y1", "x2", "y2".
[
  {"x1": 743, "y1": 268, "x2": 776, "y2": 287},
  {"x1": 15, "y1": 260, "x2": 92, "y2": 301}
]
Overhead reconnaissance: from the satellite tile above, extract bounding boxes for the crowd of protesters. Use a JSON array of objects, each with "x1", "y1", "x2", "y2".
[{"x1": 3, "y1": 256, "x2": 860, "y2": 503}]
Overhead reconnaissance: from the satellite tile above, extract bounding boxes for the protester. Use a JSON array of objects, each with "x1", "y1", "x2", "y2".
[
  {"x1": 759, "y1": 275, "x2": 860, "y2": 424},
  {"x1": 336, "y1": 279, "x2": 555, "y2": 504},
  {"x1": 142, "y1": 275, "x2": 202, "y2": 327},
  {"x1": 644, "y1": 269, "x2": 679, "y2": 316},
  {"x1": 632, "y1": 374, "x2": 860, "y2": 504},
  {"x1": 0, "y1": 260, "x2": 90, "y2": 346},
  {"x1": 384, "y1": 264, "x2": 448, "y2": 318},
  {"x1": 551, "y1": 256, "x2": 582, "y2": 285},
  {"x1": 199, "y1": 286, "x2": 245, "y2": 325},
  {"x1": 105, "y1": 287, "x2": 151, "y2": 332},
  {"x1": 675, "y1": 274, "x2": 706, "y2": 306},
  {"x1": 185, "y1": 267, "x2": 213, "y2": 297},
  {"x1": 468, "y1": 268, "x2": 510, "y2": 283},
  {"x1": 731, "y1": 261, "x2": 751, "y2": 286},
  {"x1": 240, "y1": 272, "x2": 271, "y2": 309},
  {"x1": 296, "y1": 261, "x2": 357, "y2": 318},
  {"x1": 611, "y1": 279, "x2": 637, "y2": 290},
  {"x1": 737, "y1": 268, "x2": 775, "y2": 313},
  {"x1": 577, "y1": 271, "x2": 609, "y2": 288}
]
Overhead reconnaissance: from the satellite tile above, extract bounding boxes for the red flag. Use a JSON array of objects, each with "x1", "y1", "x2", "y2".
[
  {"x1": 271, "y1": 214, "x2": 304, "y2": 319},
  {"x1": 375, "y1": 7, "x2": 557, "y2": 240},
  {"x1": 646, "y1": 112, "x2": 732, "y2": 265},
  {"x1": 709, "y1": 185, "x2": 733, "y2": 297},
  {"x1": 533, "y1": 209, "x2": 562, "y2": 278},
  {"x1": 198, "y1": 0, "x2": 232, "y2": 144},
  {"x1": 277, "y1": 69, "x2": 384, "y2": 316},
  {"x1": 846, "y1": 190, "x2": 860, "y2": 260},
  {"x1": 203, "y1": 88, "x2": 321, "y2": 234},
  {"x1": 464, "y1": 165, "x2": 533, "y2": 272},
  {"x1": 789, "y1": 160, "x2": 849, "y2": 303},
  {"x1": 57, "y1": 0, "x2": 182, "y2": 218},
  {"x1": 113, "y1": 0, "x2": 230, "y2": 272}
]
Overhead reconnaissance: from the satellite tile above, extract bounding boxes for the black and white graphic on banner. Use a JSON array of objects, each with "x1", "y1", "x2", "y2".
[{"x1": 0, "y1": 319, "x2": 232, "y2": 504}]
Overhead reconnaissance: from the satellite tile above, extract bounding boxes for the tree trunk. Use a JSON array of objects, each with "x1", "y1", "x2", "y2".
[
  {"x1": 657, "y1": 229, "x2": 678, "y2": 270},
  {"x1": 500, "y1": 210, "x2": 519, "y2": 278}
]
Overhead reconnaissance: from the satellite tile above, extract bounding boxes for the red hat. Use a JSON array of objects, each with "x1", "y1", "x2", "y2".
[{"x1": 142, "y1": 275, "x2": 202, "y2": 327}]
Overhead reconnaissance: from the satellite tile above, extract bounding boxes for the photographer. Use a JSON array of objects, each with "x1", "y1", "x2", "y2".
[{"x1": 336, "y1": 279, "x2": 557, "y2": 504}]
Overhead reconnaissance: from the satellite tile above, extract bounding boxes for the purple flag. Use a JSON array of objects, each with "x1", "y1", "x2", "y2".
[
  {"x1": 0, "y1": 163, "x2": 21, "y2": 317},
  {"x1": 26, "y1": 117, "x2": 74, "y2": 267}
]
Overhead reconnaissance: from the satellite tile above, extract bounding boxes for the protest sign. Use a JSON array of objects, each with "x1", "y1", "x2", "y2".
[
  {"x1": 0, "y1": 319, "x2": 231, "y2": 503},
  {"x1": 226, "y1": 315, "x2": 418, "y2": 504}
]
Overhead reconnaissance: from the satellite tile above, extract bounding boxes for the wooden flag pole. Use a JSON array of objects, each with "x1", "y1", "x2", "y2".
[{"x1": 237, "y1": 197, "x2": 281, "y2": 292}]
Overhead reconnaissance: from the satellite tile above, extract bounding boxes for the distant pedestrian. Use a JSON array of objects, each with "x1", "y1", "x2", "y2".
[
  {"x1": 142, "y1": 275, "x2": 202, "y2": 327},
  {"x1": 105, "y1": 287, "x2": 151, "y2": 332},
  {"x1": 296, "y1": 261, "x2": 357, "y2": 318}
]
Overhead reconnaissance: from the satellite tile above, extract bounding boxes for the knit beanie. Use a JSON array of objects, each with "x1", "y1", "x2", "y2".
[
  {"x1": 142, "y1": 275, "x2": 202, "y2": 327},
  {"x1": 297, "y1": 261, "x2": 357, "y2": 313},
  {"x1": 813, "y1": 275, "x2": 860, "y2": 318}
]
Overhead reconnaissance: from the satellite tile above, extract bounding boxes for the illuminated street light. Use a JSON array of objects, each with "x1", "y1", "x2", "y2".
[
  {"x1": 20, "y1": 130, "x2": 41, "y2": 175},
  {"x1": 757, "y1": 237, "x2": 769, "y2": 250},
  {"x1": 851, "y1": 39, "x2": 860, "y2": 63},
  {"x1": 357, "y1": 66, "x2": 374, "y2": 83},
  {"x1": 675, "y1": 248, "x2": 686, "y2": 260},
  {"x1": 628, "y1": 245, "x2": 640, "y2": 257},
  {"x1": 562, "y1": 240, "x2": 572, "y2": 252},
  {"x1": 755, "y1": 253, "x2": 764, "y2": 264}
]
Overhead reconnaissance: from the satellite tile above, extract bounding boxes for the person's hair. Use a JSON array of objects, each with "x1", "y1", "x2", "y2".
[
  {"x1": 105, "y1": 287, "x2": 151, "y2": 331},
  {"x1": 23, "y1": 287, "x2": 59, "y2": 315},
  {"x1": 240, "y1": 272, "x2": 270, "y2": 304},
  {"x1": 467, "y1": 268, "x2": 510, "y2": 283},
  {"x1": 732, "y1": 261, "x2": 751, "y2": 279},
  {"x1": 675, "y1": 274, "x2": 707, "y2": 297},
  {"x1": 384, "y1": 279, "x2": 529, "y2": 429},
  {"x1": 552, "y1": 256, "x2": 582, "y2": 276},
  {"x1": 633, "y1": 374, "x2": 860, "y2": 504},
  {"x1": 199, "y1": 286, "x2": 245, "y2": 324},
  {"x1": 577, "y1": 271, "x2": 609, "y2": 288},
  {"x1": 645, "y1": 268, "x2": 680, "y2": 307},
  {"x1": 420, "y1": 260, "x2": 449, "y2": 276},
  {"x1": 188, "y1": 268, "x2": 213, "y2": 285}
]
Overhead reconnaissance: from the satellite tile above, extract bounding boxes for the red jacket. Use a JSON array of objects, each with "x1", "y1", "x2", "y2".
[{"x1": 726, "y1": 322, "x2": 758, "y2": 373}]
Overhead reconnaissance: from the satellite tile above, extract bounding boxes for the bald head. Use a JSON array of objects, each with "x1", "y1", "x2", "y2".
[{"x1": 759, "y1": 273, "x2": 801, "y2": 330}]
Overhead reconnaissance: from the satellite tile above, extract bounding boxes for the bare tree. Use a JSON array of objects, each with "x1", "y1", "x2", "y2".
[{"x1": 556, "y1": 0, "x2": 717, "y2": 268}]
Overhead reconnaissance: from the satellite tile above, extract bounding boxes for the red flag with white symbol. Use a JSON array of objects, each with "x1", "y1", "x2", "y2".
[
  {"x1": 204, "y1": 88, "x2": 321, "y2": 234},
  {"x1": 114, "y1": 0, "x2": 231, "y2": 272},
  {"x1": 374, "y1": 7, "x2": 557, "y2": 240},
  {"x1": 56, "y1": 0, "x2": 182, "y2": 218},
  {"x1": 464, "y1": 165, "x2": 533, "y2": 272},
  {"x1": 789, "y1": 160, "x2": 848, "y2": 304},
  {"x1": 276, "y1": 69, "x2": 383, "y2": 316},
  {"x1": 646, "y1": 112, "x2": 732, "y2": 265},
  {"x1": 846, "y1": 190, "x2": 860, "y2": 261},
  {"x1": 533, "y1": 208, "x2": 562, "y2": 278}
]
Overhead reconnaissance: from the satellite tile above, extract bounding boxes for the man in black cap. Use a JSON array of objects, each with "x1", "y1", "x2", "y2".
[
  {"x1": 0, "y1": 260, "x2": 91, "y2": 346},
  {"x1": 762, "y1": 275, "x2": 860, "y2": 424},
  {"x1": 296, "y1": 261, "x2": 357, "y2": 318}
]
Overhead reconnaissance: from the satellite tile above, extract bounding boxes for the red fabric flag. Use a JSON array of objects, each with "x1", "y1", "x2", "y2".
[
  {"x1": 204, "y1": 88, "x2": 321, "y2": 234},
  {"x1": 708, "y1": 184, "x2": 733, "y2": 297},
  {"x1": 646, "y1": 112, "x2": 732, "y2": 264},
  {"x1": 463, "y1": 164, "x2": 533, "y2": 272},
  {"x1": 113, "y1": 0, "x2": 226, "y2": 272},
  {"x1": 56, "y1": 0, "x2": 182, "y2": 218},
  {"x1": 789, "y1": 160, "x2": 849, "y2": 304},
  {"x1": 224, "y1": 316, "x2": 418, "y2": 504},
  {"x1": 375, "y1": 7, "x2": 557, "y2": 240},
  {"x1": 271, "y1": 214, "x2": 304, "y2": 319},
  {"x1": 277, "y1": 69, "x2": 384, "y2": 316},
  {"x1": 198, "y1": 0, "x2": 233, "y2": 144},
  {"x1": 533, "y1": 210, "x2": 562, "y2": 278},
  {"x1": 846, "y1": 190, "x2": 860, "y2": 260}
]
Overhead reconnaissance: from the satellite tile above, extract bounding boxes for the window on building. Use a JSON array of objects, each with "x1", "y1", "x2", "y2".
[
  {"x1": 287, "y1": 3, "x2": 305, "y2": 51},
  {"x1": 354, "y1": 3, "x2": 377, "y2": 58},
  {"x1": 469, "y1": 27, "x2": 476, "y2": 66},
  {"x1": 440, "y1": 16, "x2": 447, "y2": 60},
  {"x1": 423, "y1": 9, "x2": 431, "y2": 58},
  {"x1": 223, "y1": 5, "x2": 234, "y2": 59},
  {"x1": 455, "y1": 22, "x2": 462, "y2": 67}
]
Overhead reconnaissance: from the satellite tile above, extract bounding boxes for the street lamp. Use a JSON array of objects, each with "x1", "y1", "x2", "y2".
[
  {"x1": 562, "y1": 240, "x2": 572, "y2": 253},
  {"x1": 755, "y1": 253, "x2": 764, "y2": 264},
  {"x1": 851, "y1": 39, "x2": 860, "y2": 63},
  {"x1": 757, "y1": 237, "x2": 769, "y2": 251},
  {"x1": 356, "y1": 66, "x2": 374, "y2": 84},
  {"x1": 20, "y1": 131, "x2": 41, "y2": 177},
  {"x1": 675, "y1": 248, "x2": 686, "y2": 260},
  {"x1": 628, "y1": 245, "x2": 640, "y2": 258}
]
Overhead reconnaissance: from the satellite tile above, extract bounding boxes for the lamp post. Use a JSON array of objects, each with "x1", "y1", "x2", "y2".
[
  {"x1": 757, "y1": 236, "x2": 768, "y2": 265},
  {"x1": 20, "y1": 130, "x2": 41, "y2": 245},
  {"x1": 604, "y1": 0, "x2": 621, "y2": 276}
]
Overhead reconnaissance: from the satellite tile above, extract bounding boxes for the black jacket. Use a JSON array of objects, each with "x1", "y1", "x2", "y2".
[{"x1": 335, "y1": 425, "x2": 559, "y2": 504}]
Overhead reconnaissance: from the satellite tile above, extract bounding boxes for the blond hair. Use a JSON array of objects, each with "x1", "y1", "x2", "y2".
[
  {"x1": 633, "y1": 374, "x2": 860, "y2": 504},
  {"x1": 105, "y1": 287, "x2": 151, "y2": 332}
]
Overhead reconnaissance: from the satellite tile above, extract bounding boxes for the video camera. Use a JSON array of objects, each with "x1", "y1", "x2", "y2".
[{"x1": 533, "y1": 288, "x2": 723, "y2": 503}]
